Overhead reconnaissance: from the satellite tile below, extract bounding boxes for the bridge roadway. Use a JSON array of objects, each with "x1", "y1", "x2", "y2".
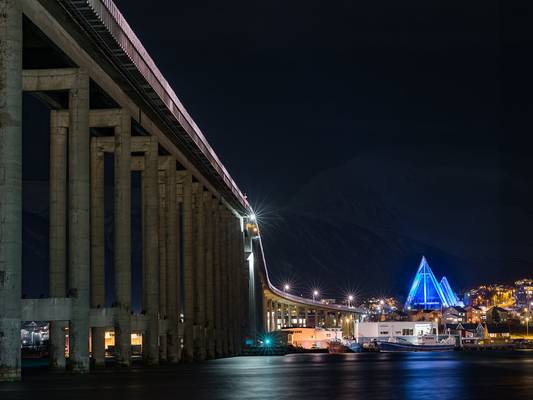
[{"x1": 0, "y1": 0, "x2": 359, "y2": 381}]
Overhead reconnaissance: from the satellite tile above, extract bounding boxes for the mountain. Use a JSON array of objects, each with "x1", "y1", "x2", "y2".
[{"x1": 260, "y1": 152, "x2": 533, "y2": 298}]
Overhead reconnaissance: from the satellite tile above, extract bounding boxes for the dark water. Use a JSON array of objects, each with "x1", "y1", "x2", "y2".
[{"x1": 2, "y1": 352, "x2": 533, "y2": 400}]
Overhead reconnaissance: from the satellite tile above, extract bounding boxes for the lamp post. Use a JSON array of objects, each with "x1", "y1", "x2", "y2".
[
  {"x1": 313, "y1": 290, "x2": 319, "y2": 302},
  {"x1": 435, "y1": 317, "x2": 439, "y2": 340},
  {"x1": 283, "y1": 284, "x2": 290, "y2": 293},
  {"x1": 348, "y1": 295, "x2": 354, "y2": 308}
]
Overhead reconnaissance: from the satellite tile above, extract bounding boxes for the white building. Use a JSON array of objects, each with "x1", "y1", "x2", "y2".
[{"x1": 355, "y1": 321, "x2": 438, "y2": 342}]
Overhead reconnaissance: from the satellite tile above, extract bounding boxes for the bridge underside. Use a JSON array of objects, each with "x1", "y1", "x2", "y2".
[
  {"x1": 0, "y1": 0, "x2": 360, "y2": 382},
  {"x1": 0, "y1": 0, "x2": 254, "y2": 381}
]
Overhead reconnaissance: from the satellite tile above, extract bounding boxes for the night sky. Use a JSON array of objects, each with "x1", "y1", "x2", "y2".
[{"x1": 23, "y1": 1, "x2": 533, "y2": 301}]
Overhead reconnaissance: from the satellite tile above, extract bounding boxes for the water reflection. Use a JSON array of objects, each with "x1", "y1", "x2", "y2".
[{"x1": 2, "y1": 352, "x2": 532, "y2": 400}]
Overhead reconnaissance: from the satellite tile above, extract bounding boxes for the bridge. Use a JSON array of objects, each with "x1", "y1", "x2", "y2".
[{"x1": 0, "y1": 0, "x2": 359, "y2": 381}]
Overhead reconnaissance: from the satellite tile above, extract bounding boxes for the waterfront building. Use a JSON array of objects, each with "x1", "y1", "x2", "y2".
[
  {"x1": 408, "y1": 309, "x2": 441, "y2": 322},
  {"x1": 486, "y1": 306, "x2": 510, "y2": 324},
  {"x1": 485, "y1": 324, "x2": 511, "y2": 339},
  {"x1": 284, "y1": 327, "x2": 340, "y2": 349},
  {"x1": 515, "y1": 278, "x2": 533, "y2": 309},
  {"x1": 442, "y1": 306, "x2": 467, "y2": 324},
  {"x1": 404, "y1": 256, "x2": 460, "y2": 310},
  {"x1": 355, "y1": 321, "x2": 438, "y2": 342},
  {"x1": 465, "y1": 285, "x2": 515, "y2": 308},
  {"x1": 444, "y1": 323, "x2": 484, "y2": 338},
  {"x1": 465, "y1": 305, "x2": 484, "y2": 323},
  {"x1": 360, "y1": 297, "x2": 400, "y2": 321},
  {"x1": 20, "y1": 321, "x2": 49, "y2": 349}
]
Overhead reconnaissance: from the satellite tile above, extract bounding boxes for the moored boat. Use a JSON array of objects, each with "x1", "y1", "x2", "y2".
[
  {"x1": 377, "y1": 336, "x2": 455, "y2": 352},
  {"x1": 328, "y1": 340, "x2": 362, "y2": 353}
]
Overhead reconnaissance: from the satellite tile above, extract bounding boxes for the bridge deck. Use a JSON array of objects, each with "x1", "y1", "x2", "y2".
[{"x1": 54, "y1": 0, "x2": 249, "y2": 211}]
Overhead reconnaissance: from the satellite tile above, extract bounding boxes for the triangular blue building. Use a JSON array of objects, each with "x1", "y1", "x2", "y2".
[
  {"x1": 404, "y1": 256, "x2": 457, "y2": 310},
  {"x1": 440, "y1": 276, "x2": 460, "y2": 307}
]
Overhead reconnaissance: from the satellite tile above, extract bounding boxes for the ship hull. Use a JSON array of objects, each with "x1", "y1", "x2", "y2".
[{"x1": 377, "y1": 341, "x2": 455, "y2": 352}]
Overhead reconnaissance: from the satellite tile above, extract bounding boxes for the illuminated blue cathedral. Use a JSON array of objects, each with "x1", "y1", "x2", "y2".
[{"x1": 404, "y1": 256, "x2": 462, "y2": 310}]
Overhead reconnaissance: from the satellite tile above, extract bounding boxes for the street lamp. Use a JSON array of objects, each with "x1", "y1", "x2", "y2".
[
  {"x1": 313, "y1": 290, "x2": 319, "y2": 302},
  {"x1": 347, "y1": 295, "x2": 354, "y2": 308},
  {"x1": 283, "y1": 284, "x2": 290, "y2": 292}
]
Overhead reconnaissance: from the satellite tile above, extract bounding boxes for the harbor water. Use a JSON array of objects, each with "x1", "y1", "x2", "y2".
[{"x1": 1, "y1": 351, "x2": 532, "y2": 400}]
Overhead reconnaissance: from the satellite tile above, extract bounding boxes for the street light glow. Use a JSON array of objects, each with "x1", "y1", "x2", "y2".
[
  {"x1": 249, "y1": 213, "x2": 256, "y2": 221},
  {"x1": 284, "y1": 284, "x2": 290, "y2": 291}
]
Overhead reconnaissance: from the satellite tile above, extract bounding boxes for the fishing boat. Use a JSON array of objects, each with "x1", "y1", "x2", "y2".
[
  {"x1": 377, "y1": 335, "x2": 456, "y2": 352},
  {"x1": 328, "y1": 340, "x2": 362, "y2": 353}
]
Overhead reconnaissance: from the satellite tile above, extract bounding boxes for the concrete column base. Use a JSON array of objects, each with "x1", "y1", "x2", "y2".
[
  {"x1": 159, "y1": 335, "x2": 167, "y2": 362},
  {"x1": 49, "y1": 322, "x2": 66, "y2": 370},
  {"x1": 91, "y1": 327, "x2": 106, "y2": 368}
]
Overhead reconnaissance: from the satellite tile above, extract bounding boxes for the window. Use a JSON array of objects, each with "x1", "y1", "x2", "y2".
[{"x1": 380, "y1": 331, "x2": 389, "y2": 335}]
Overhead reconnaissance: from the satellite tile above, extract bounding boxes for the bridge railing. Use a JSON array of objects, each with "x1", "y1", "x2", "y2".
[
  {"x1": 254, "y1": 230, "x2": 361, "y2": 314},
  {"x1": 61, "y1": 0, "x2": 249, "y2": 211}
]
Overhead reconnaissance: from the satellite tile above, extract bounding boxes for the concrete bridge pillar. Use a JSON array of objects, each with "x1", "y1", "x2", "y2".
[
  {"x1": 0, "y1": 0, "x2": 22, "y2": 381},
  {"x1": 114, "y1": 112, "x2": 132, "y2": 367},
  {"x1": 67, "y1": 68, "x2": 91, "y2": 373},
  {"x1": 158, "y1": 168, "x2": 168, "y2": 362},
  {"x1": 272, "y1": 300, "x2": 277, "y2": 331},
  {"x1": 264, "y1": 298, "x2": 270, "y2": 332},
  {"x1": 213, "y1": 202, "x2": 223, "y2": 357},
  {"x1": 271, "y1": 301, "x2": 277, "y2": 331},
  {"x1": 89, "y1": 137, "x2": 105, "y2": 368},
  {"x1": 236, "y1": 218, "x2": 245, "y2": 354},
  {"x1": 229, "y1": 218, "x2": 237, "y2": 354},
  {"x1": 220, "y1": 208, "x2": 229, "y2": 356},
  {"x1": 205, "y1": 193, "x2": 215, "y2": 359},
  {"x1": 180, "y1": 171, "x2": 194, "y2": 361},
  {"x1": 165, "y1": 160, "x2": 179, "y2": 363},
  {"x1": 193, "y1": 183, "x2": 206, "y2": 360},
  {"x1": 143, "y1": 137, "x2": 160, "y2": 365},
  {"x1": 226, "y1": 213, "x2": 235, "y2": 355},
  {"x1": 49, "y1": 112, "x2": 68, "y2": 370}
]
